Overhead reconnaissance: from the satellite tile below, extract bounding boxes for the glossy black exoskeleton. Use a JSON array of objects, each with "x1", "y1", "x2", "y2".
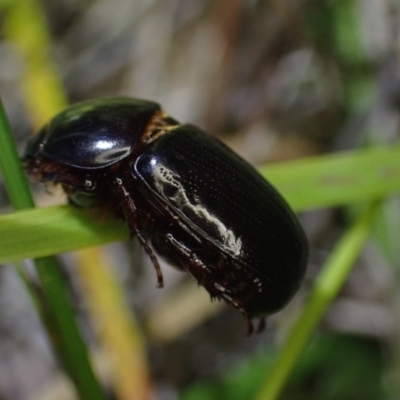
[{"x1": 23, "y1": 97, "x2": 308, "y2": 334}]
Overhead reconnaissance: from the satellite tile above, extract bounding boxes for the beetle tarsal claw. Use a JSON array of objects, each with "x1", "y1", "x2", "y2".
[
  {"x1": 244, "y1": 317, "x2": 255, "y2": 336},
  {"x1": 241, "y1": 311, "x2": 267, "y2": 336},
  {"x1": 256, "y1": 318, "x2": 266, "y2": 333}
]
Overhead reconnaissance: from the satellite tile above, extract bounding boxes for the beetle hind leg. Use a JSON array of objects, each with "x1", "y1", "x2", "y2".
[
  {"x1": 238, "y1": 308, "x2": 266, "y2": 335},
  {"x1": 242, "y1": 310, "x2": 255, "y2": 336},
  {"x1": 256, "y1": 317, "x2": 266, "y2": 333},
  {"x1": 114, "y1": 177, "x2": 164, "y2": 288},
  {"x1": 216, "y1": 274, "x2": 267, "y2": 335}
]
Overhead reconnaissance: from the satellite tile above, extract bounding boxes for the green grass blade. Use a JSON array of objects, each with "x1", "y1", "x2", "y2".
[
  {"x1": 0, "y1": 101, "x2": 35, "y2": 209},
  {"x1": 262, "y1": 144, "x2": 400, "y2": 211},
  {"x1": 0, "y1": 205, "x2": 128, "y2": 263},
  {"x1": 255, "y1": 201, "x2": 381, "y2": 400},
  {"x1": 0, "y1": 100, "x2": 107, "y2": 400},
  {"x1": 1, "y1": 145, "x2": 400, "y2": 264}
]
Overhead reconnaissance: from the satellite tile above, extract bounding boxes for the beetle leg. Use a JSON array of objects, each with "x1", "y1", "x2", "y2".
[
  {"x1": 243, "y1": 317, "x2": 265, "y2": 335},
  {"x1": 256, "y1": 318, "x2": 266, "y2": 333},
  {"x1": 114, "y1": 178, "x2": 164, "y2": 288},
  {"x1": 216, "y1": 272, "x2": 267, "y2": 334},
  {"x1": 136, "y1": 230, "x2": 164, "y2": 288},
  {"x1": 243, "y1": 313, "x2": 255, "y2": 336}
]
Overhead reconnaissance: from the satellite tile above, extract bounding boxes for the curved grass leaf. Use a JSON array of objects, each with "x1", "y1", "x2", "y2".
[{"x1": 1, "y1": 145, "x2": 400, "y2": 263}]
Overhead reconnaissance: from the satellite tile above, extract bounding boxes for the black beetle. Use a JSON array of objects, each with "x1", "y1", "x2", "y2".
[{"x1": 23, "y1": 97, "x2": 308, "y2": 334}]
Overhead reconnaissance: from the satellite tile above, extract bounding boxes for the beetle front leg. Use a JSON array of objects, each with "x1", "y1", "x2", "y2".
[{"x1": 114, "y1": 178, "x2": 164, "y2": 288}]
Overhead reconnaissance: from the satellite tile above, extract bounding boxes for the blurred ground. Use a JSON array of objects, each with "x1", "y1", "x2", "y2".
[{"x1": 1, "y1": 1, "x2": 400, "y2": 399}]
